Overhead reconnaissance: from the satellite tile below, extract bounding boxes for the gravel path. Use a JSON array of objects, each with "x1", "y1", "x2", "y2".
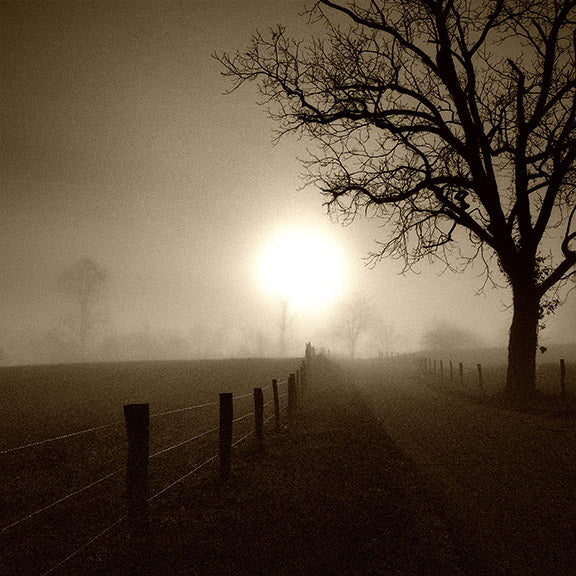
[{"x1": 349, "y1": 358, "x2": 576, "y2": 576}]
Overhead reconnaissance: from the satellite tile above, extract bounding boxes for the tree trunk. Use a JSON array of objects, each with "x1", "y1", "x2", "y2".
[{"x1": 506, "y1": 282, "x2": 540, "y2": 397}]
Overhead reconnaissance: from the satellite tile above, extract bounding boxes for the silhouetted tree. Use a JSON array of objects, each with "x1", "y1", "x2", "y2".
[
  {"x1": 336, "y1": 296, "x2": 375, "y2": 358},
  {"x1": 58, "y1": 257, "x2": 108, "y2": 359},
  {"x1": 220, "y1": 0, "x2": 576, "y2": 397}
]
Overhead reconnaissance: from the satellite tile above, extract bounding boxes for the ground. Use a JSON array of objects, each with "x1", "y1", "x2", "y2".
[
  {"x1": 105, "y1": 355, "x2": 467, "y2": 576},
  {"x1": 9, "y1": 353, "x2": 575, "y2": 575}
]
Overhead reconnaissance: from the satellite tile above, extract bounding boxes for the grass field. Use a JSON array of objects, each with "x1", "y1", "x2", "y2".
[{"x1": 0, "y1": 358, "x2": 299, "y2": 576}]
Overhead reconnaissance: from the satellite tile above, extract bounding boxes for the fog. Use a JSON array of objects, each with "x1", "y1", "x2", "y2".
[{"x1": 1, "y1": 0, "x2": 575, "y2": 366}]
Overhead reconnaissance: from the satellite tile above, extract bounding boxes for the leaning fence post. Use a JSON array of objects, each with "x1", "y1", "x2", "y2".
[
  {"x1": 123, "y1": 403, "x2": 150, "y2": 550},
  {"x1": 272, "y1": 378, "x2": 281, "y2": 432},
  {"x1": 560, "y1": 359, "x2": 567, "y2": 402},
  {"x1": 219, "y1": 393, "x2": 233, "y2": 482},
  {"x1": 288, "y1": 372, "x2": 298, "y2": 422},
  {"x1": 254, "y1": 387, "x2": 264, "y2": 452}
]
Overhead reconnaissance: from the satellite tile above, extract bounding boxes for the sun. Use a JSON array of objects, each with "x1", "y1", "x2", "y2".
[{"x1": 257, "y1": 228, "x2": 346, "y2": 311}]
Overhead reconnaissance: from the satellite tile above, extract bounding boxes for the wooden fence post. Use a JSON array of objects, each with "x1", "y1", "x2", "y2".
[
  {"x1": 440, "y1": 360, "x2": 444, "y2": 384},
  {"x1": 560, "y1": 359, "x2": 567, "y2": 402},
  {"x1": 272, "y1": 378, "x2": 281, "y2": 432},
  {"x1": 254, "y1": 387, "x2": 264, "y2": 452},
  {"x1": 219, "y1": 393, "x2": 233, "y2": 482},
  {"x1": 123, "y1": 403, "x2": 150, "y2": 550},
  {"x1": 288, "y1": 372, "x2": 298, "y2": 422},
  {"x1": 449, "y1": 361, "x2": 454, "y2": 383},
  {"x1": 459, "y1": 362, "x2": 464, "y2": 387},
  {"x1": 477, "y1": 364, "x2": 484, "y2": 394}
]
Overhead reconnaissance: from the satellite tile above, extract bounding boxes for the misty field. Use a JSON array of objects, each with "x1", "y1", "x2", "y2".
[
  {"x1": 0, "y1": 358, "x2": 299, "y2": 576},
  {"x1": 2, "y1": 350, "x2": 576, "y2": 576}
]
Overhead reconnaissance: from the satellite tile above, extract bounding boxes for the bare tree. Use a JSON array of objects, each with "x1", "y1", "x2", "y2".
[
  {"x1": 58, "y1": 257, "x2": 108, "y2": 359},
  {"x1": 278, "y1": 299, "x2": 297, "y2": 357},
  {"x1": 335, "y1": 296, "x2": 375, "y2": 358},
  {"x1": 219, "y1": 0, "x2": 576, "y2": 397}
]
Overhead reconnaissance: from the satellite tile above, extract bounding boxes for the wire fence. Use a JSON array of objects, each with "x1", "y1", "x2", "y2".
[
  {"x1": 421, "y1": 355, "x2": 572, "y2": 399},
  {"x1": 0, "y1": 353, "x2": 313, "y2": 576}
]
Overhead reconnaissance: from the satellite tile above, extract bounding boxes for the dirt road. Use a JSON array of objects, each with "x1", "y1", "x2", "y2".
[{"x1": 349, "y1": 358, "x2": 576, "y2": 576}]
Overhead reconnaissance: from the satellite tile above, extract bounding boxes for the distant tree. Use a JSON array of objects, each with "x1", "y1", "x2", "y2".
[
  {"x1": 335, "y1": 296, "x2": 375, "y2": 358},
  {"x1": 58, "y1": 257, "x2": 108, "y2": 359},
  {"x1": 278, "y1": 299, "x2": 297, "y2": 357},
  {"x1": 422, "y1": 320, "x2": 485, "y2": 351},
  {"x1": 220, "y1": 0, "x2": 576, "y2": 398}
]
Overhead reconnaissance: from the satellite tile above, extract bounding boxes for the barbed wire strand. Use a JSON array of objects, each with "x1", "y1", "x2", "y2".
[
  {"x1": 263, "y1": 414, "x2": 276, "y2": 425},
  {"x1": 150, "y1": 401, "x2": 217, "y2": 418},
  {"x1": 0, "y1": 466, "x2": 124, "y2": 534},
  {"x1": 40, "y1": 515, "x2": 126, "y2": 576},
  {"x1": 231, "y1": 430, "x2": 254, "y2": 448},
  {"x1": 0, "y1": 421, "x2": 122, "y2": 456},
  {"x1": 233, "y1": 391, "x2": 253, "y2": 400},
  {"x1": 149, "y1": 426, "x2": 218, "y2": 459},
  {"x1": 232, "y1": 411, "x2": 254, "y2": 424},
  {"x1": 148, "y1": 455, "x2": 217, "y2": 503}
]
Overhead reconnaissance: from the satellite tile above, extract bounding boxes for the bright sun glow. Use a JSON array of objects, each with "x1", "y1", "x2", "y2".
[{"x1": 257, "y1": 228, "x2": 346, "y2": 310}]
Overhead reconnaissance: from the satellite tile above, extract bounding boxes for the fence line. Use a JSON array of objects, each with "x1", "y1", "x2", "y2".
[
  {"x1": 1, "y1": 396, "x2": 251, "y2": 456},
  {"x1": 6, "y1": 345, "x2": 317, "y2": 576},
  {"x1": 1, "y1": 425, "x2": 222, "y2": 534},
  {"x1": 37, "y1": 388, "x2": 291, "y2": 576},
  {"x1": 422, "y1": 355, "x2": 570, "y2": 399},
  {"x1": 2, "y1": 391, "x2": 281, "y2": 535},
  {"x1": 39, "y1": 405, "x2": 285, "y2": 576}
]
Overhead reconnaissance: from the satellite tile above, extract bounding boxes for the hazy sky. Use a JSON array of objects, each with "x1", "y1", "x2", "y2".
[{"x1": 1, "y1": 0, "x2": 574, "y2": 361}]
